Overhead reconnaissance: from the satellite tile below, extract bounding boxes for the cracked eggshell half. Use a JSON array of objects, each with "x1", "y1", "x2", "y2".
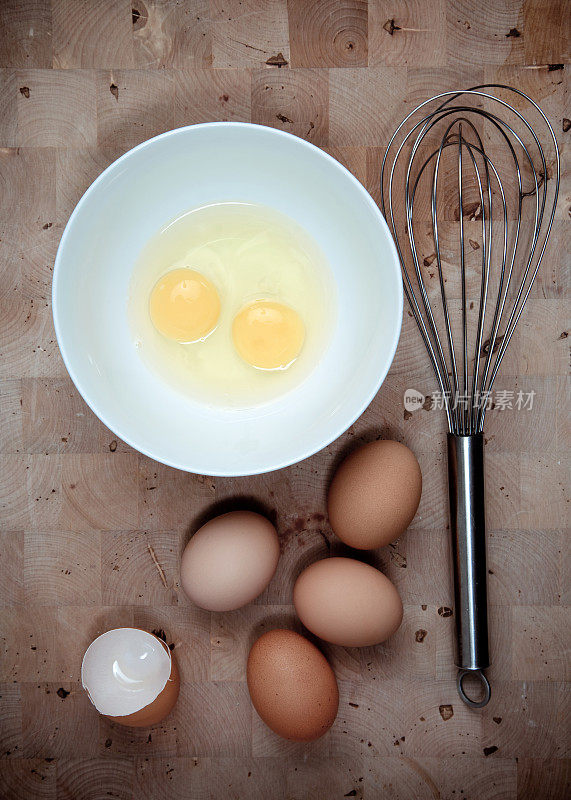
[{"x1": 81, "y1": 628, "x2": 180, "y2": 727}]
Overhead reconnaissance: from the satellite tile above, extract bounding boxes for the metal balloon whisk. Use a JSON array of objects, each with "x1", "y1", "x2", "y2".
[{"x1": 381, "y1": 85, "x2": 560, "y2": 707}]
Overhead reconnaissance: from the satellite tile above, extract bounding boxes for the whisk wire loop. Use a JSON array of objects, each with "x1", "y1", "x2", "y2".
[{"x1": 380, "y1": 85, "x2": 560, "y2": 436}]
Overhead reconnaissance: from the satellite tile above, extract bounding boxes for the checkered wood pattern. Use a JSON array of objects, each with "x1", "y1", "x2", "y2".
[{"x1": 0, "y1": 1, "x2": 569, "y2": 798}]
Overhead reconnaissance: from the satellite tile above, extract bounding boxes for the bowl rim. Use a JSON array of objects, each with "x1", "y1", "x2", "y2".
[{"x1": 52, "y1": 121, "x2": 403, "y2": 476}]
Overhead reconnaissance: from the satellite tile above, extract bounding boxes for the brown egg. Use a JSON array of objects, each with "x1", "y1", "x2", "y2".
[
  {"x1": 293, "y1": 557, "x2": 403, "y2": 647},
  {"x1": 180, "y1": 511, "x2": 280, "y2": 611},
  {"x1": 247, "y1": 629, "x2": 339, "y2": 741},
  {"x1": 328, "y1": 439, "x2": 422, "y2": 549}
]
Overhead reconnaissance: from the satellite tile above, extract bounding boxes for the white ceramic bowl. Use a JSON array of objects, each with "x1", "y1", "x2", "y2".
[{"x1": 53, "y1": 123, "x2": 402, "y2": 476}]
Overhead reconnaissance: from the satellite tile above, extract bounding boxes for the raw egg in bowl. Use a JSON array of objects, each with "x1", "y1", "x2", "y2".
[{"x1": 52, "y1": 123, "x2": 402, "y2": 476}]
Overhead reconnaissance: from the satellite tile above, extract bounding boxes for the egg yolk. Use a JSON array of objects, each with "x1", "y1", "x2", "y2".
[
  {"x1": 232, "y1": 300, "x2": 305, "y2": 370},
  {"x1": 149, "y1": 268, "x2": 220, "y2": 343}
]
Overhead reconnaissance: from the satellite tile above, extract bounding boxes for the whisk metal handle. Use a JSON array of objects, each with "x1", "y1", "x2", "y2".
[{"x1": 447, "y1": 433, "x2": 491, "y2": 707}]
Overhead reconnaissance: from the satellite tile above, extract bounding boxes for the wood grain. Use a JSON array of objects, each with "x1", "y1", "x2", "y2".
[
  {"x1": 210, "y1": 0, "x2": 290, "y2": 68},
  {"x1": 288, "y1": 0, "x2": 368, "y2": 68},
  {"x1": 0, "y1": 1, "x2": 569, "y2": 798},
  {"x1": 368, "y1": 0, "x2": 447, "y2": 67},
  {"x1": 52, "y1": 0, "x2": 135, "y2": 69},
  {"x1": 132, "y1": 0, "x2": 212, "y2": 69},
  {"x1": 251, "y1": 67, "x2": 329, "y2": 144},
  {"x1": 0, "y1": 1, "x2": 53, "y2": 69},
  {"x1": 15, "y1": 69, "x2": 97, "y2": 147}
]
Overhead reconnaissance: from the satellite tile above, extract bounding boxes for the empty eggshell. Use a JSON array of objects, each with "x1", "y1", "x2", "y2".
[
  {"x1": 180, "y1": 511, "x2": 280, "y2": 611},
  {"x1": 293, "y1": 557, "x2": 403, "y2": 647},
  {"x1": 328, "y1": 439, "x2": 422, "y2": 549},
  {"x1": 81, "y1": 628, "x2": 179, "y2": 727},
  {"x1": 247, "y1": 629, "x2": 339, "y2": 741}
]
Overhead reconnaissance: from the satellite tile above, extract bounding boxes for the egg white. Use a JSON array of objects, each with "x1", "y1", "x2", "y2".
[{"x1": 128, "y1": 202, "x2": 336, "y2": 408}]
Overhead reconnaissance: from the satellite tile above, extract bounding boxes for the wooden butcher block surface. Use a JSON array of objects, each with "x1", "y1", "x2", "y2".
[{"x1": 0, "y1": 1, "x2": 568, "y2": 798}]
